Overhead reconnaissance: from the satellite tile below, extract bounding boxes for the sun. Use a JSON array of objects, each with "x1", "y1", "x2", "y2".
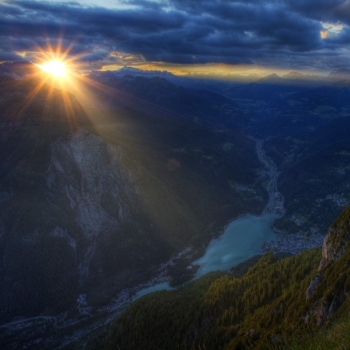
[{"x1": 38, "y1": 60, "x2": 67, "y2": 78}]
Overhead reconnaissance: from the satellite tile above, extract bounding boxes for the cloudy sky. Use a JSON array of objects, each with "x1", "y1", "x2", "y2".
[{"x1": 1, "y1": 0, "x2": 350, "y2": 77}]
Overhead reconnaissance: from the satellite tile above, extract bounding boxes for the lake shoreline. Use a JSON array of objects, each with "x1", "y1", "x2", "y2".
[
  {"x1": 193, "y1": 213, "x2": 279, "y2": 278},
  {"x1": 125, "y1": 139, "x2": 283, "y2": 301},
  {"x1": 105, "y1": 139, "x2": 299, "y2": 309}
]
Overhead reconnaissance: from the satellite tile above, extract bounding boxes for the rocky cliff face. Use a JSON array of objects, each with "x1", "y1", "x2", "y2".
[
  {"x1": 0, "y1": 122, "x2": 168, "y2": 322},
  {"x1": 306, "y1": 206, "x2": 350, "y2": 325},
  {"x1": 0, "y1": 122, "x2": 178, "y2": 321},
  {"x1": 48, "y1": 129, "x2": 138, "y2": 279},
  {"x1": 318, "y1": 207, "x2": 350, "y2": 271},
  {"x1": 50, "y1": 129, "x2": 128, "y2": 234}
]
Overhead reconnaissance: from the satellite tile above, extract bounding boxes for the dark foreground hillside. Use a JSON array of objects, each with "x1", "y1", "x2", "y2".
[{"x1": 105, "y1": 206, "x2": 350, "y2": 350}]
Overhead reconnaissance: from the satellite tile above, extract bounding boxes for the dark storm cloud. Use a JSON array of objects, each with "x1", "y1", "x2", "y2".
[
  {"x1": 79, "y1": 51, "x2": 112, "y2": 62},
  {"x1": 1, "y1": 0, "x2": 350, "y2": 69},
  {"x1": 284, "y1": 0, "x2": 346, "y2": 20}
]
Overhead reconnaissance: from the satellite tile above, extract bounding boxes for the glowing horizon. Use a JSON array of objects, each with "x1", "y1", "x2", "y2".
[{"x1": 99, "y1": 63, "x2": 330, "y2": 80}]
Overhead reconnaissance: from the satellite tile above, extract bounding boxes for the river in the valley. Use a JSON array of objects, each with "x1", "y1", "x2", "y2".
[{"x1": 133, "y1": 139, "x2": 283, "y2": 300}]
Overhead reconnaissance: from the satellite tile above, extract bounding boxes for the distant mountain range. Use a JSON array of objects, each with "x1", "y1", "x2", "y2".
[
  {"x1": 87, "y1": 72, "x2": 250, "y2": 129},
  {"x1": 91, "y1": 66, "x2": 176, "y2": 80},
  {"x1": 2, "y1": 61, "x2": 350, "y2": 85},
  {"x1": 95, "y1": 66, "x2": 350, "y2": 86},
  {"x1": 86, "y1": 67, "x2": 350, "y2": 131},
  {"x1": 327, "y1": 67, "x2": 350, "y2": 81},
  {"x1": 0, "y1": 64, "x2": 20, "y2": 79},
  {"x1": 0, "y1": 61, "x2": 38, "y2": 79},
  {"x1": 90, "y1": 66, "x2": 238, "y2": 93}
]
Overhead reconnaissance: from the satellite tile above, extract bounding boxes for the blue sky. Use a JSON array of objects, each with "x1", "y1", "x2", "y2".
[{"x1": 1, "y1": 0, "x2": 350, "y2": 76}]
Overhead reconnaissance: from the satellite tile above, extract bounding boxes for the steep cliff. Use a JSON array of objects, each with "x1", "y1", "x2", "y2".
[
  {"x1": 318, "y1": 206, "x2": 350, "y2": 270},
  {"x1": 305, "y1": 206, "x2": 350, "y2": 326}
]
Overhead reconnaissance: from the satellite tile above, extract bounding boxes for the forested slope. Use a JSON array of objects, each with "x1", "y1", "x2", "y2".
[{"x1": 106, "y1": 206, "x2": 350, "y2": 350}]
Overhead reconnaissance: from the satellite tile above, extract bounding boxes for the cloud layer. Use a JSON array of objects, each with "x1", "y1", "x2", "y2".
[{"x1": 1, "y1": 0, "x2": 350, "y2": 71}]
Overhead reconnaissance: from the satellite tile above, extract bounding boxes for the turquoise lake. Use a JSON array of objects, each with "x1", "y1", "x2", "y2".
[
  {"x1": 193, "y1": 213, "x2": 279, "y2": 277},
  {"x1": 134, "y1": 213, "x2": 278, "y2": 299}
]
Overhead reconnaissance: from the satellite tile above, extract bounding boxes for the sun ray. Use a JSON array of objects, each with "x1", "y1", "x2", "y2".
[
  {"x1": 4, "y1": 38, "x2": 93, "y2": 133},
  {"x1": 9, "y1": 76, "x2": 49, "y2": 122}
]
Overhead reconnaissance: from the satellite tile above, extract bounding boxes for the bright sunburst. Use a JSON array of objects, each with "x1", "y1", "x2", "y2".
[{"x1": 38, "y1": 60, "x2": 67, "y2": 78}]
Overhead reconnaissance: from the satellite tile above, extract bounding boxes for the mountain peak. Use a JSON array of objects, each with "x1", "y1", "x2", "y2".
[
  {"x1": 116, "y1": 66, "x2": 175, "y2": 78},
  {"x1": 283, "y1": 71, "x2": 304, "y2": 79},
  {"x1": 258, "y1": 73, "x2": 284, "y2": 83},
  {"x1": 89, "y1": 66, "x2": 176, "y2": 82},
  {"x1": 328, "y1": 68, "x2": 350, "y2": 80},
  {"x1": 265, "y1": 73, "x2": 280, "y2": 78}
]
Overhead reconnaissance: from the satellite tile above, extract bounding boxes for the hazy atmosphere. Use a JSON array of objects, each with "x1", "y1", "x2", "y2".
[{"x1": 1, "y1": 1, "x2": 350, "y2": 349}]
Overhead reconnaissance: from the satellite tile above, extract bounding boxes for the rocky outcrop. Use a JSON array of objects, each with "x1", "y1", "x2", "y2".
[
  {"x1": 306, "y1": 272, "x2": 324, "y2": 300},
  {"x1": 49, "y1": 129, "x2": 134, "y2": 239},
  {"x1": 318, "y1": 207, "x2": 350, "y2": 271},
  {"x1": 314, "y1": 292, "x2": 347, "y2": 326},
  {"x1": 48, "y1": 129, "x2": 148, "y2": 281},
  {"x1": 306, "y1": 206, "x2": 350, "y2": 324}
]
